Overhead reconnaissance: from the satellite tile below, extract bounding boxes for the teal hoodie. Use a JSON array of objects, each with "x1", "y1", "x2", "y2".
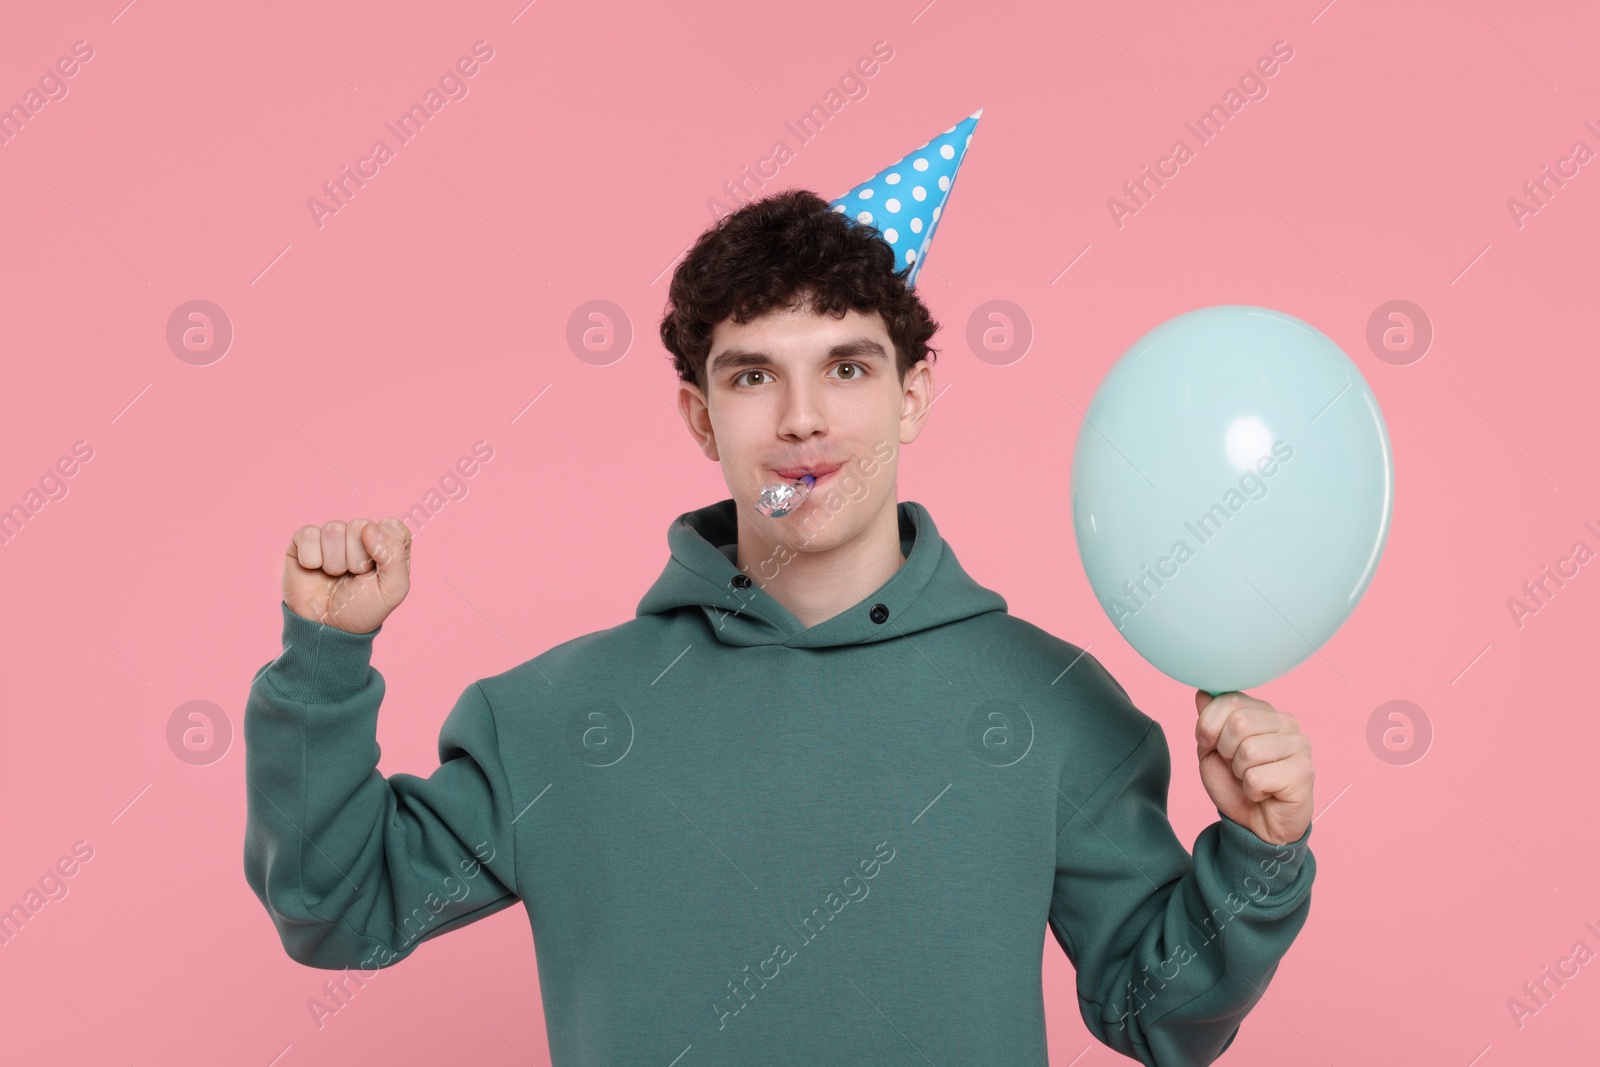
[{"x1": 244, "y1": 498, "x2": 1314, "y2": 1066}]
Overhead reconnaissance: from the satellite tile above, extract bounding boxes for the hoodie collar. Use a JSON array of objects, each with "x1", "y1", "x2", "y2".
[{"x1": 635, "y1": 498, "x2": 1008, "y2": 648}]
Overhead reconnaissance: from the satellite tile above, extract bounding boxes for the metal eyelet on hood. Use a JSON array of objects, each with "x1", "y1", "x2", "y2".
[{"x1": 638, "y1": 499, "x2": 1008, "y2": 648}]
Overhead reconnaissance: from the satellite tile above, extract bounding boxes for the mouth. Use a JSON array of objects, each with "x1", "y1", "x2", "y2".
[{"x1": 772, "y1": 463, "x2": 842, "y2": 483}]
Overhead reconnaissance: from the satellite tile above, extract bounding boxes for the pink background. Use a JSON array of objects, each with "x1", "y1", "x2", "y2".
[{"x1": 2, "y1": 0, "x2": 1598, "y2": 1063}]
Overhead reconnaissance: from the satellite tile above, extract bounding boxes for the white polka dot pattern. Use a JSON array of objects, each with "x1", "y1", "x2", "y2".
[{"x1": 827, "y1": 109, "x2": 983, "y2": 288}]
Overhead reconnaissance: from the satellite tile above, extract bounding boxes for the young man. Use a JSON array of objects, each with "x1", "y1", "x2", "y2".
[{"x1": 244, "y1": 119, "x2": 1316, "y2": 1066}]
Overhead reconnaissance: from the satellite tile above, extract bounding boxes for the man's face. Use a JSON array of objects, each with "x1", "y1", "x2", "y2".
[{"x1": 678, "y1": 297, "x2": 934, "y2": 553}]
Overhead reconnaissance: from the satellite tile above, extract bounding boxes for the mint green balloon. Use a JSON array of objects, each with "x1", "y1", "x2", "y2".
[{"x1": 1071, "y1": 306, "x2": 1393, "y2": 694}]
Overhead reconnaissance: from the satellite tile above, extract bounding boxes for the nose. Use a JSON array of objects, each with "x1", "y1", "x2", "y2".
[{"x1": 776, "y1": 375, "x2": 827, "y2": 439}]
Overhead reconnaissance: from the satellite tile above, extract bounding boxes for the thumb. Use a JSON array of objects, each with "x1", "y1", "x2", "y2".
[{"x1": 364, "y1": 518, "x2": 411, "y2": 591}]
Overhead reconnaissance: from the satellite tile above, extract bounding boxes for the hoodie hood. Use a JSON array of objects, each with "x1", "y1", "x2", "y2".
[{"x1": 636, "y1": 498, "x2": 1008, "y2": 648}]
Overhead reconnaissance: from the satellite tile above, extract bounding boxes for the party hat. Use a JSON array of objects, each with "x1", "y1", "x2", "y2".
[{"x1": 828, "y1": 109, "x2": 983, "y2": 288}]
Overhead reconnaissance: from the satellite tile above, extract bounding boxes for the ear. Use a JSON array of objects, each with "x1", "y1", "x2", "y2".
[
  {"x1": 678, "y1": 380, "x2": 720, "y2": 462},
  {"x1": 898, "y1": 359, "x2": 935, "y2": 445}
]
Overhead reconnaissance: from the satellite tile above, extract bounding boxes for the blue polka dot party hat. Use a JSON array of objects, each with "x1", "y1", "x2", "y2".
[{"x1": 828, "y1": 108, "x2": 983, "y2": 289}]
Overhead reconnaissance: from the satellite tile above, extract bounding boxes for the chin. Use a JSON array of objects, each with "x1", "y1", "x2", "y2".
[{"x1": 784, "y1": 502, "x2": 869, "y2": 549}]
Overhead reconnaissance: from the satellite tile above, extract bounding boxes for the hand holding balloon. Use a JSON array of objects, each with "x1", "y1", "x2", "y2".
[{"x1": 1194, "y1": 690, "x2": 1314, "y2": 846}]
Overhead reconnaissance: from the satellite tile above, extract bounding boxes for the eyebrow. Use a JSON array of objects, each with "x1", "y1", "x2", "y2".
[{"x1": 708, "y1": 336, "x2": 890, "y2": 378}]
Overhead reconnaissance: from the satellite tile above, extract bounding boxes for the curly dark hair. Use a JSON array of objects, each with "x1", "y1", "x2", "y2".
[{"x1": 659, "y1": 188, "x2": 940, "y2": 393}]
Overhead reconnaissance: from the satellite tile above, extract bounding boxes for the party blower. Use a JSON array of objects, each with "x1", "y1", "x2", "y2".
[
  {"x1": 752, "y1": 110, "x2": 984, "y2": 520},
  {"x1": 755, "y1": 473, "x2": 817, "y2": 518}
]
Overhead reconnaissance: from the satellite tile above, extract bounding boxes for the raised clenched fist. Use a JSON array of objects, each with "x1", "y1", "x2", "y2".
[{"x1": 282, "y1": 518, "x2": 411, "y2": 635}]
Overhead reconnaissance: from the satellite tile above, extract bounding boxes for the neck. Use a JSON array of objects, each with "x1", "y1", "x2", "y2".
[{"x1": 734, "y1": 496, "x2": 907, "y2": 629}]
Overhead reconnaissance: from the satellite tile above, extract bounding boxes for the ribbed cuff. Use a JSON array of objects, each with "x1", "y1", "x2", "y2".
[
  {"x1": 264, "y1": 599, "x2": 382, "y2": 704},
  {"x1": 1212, "y1": 811, "x2": 1313, "y2": 909}
]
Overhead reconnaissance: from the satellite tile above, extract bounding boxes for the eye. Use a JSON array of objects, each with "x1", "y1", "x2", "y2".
[{"x1": 732, "y1": 362, "x2": 869, "y2": 388}]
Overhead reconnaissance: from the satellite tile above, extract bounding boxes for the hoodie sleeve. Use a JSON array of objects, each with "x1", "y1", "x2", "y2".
[
  {"x1": 1048, "y1": 677, "x2": 1315, "y2": 1066},
  {"x1": 243, "y1": 601, "x2": 521, "y2": 971}
]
